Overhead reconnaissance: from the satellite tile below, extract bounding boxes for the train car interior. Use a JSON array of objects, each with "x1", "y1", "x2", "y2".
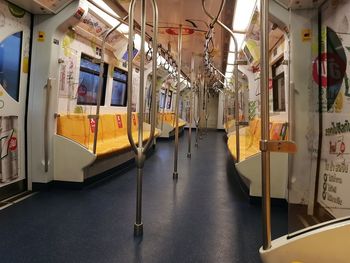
[{"x1": 0, "y1": 0, "x2": 350, "y2": 262}]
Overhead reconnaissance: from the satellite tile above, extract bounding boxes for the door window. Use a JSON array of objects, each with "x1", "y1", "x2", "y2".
[{"x1": 0, "y1": 32, "x2": 23, "y2": 101}]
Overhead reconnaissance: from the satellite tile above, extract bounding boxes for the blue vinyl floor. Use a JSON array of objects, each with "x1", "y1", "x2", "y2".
[{"x1": 0, "y1": 130, "x2": 287, "y2": 263}]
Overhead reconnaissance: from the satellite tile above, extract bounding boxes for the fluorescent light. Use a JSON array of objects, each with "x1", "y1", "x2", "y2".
[
  {"x1": 229, "y1": 34, "x2": 245, "y2": 52},
  {"x1": 233, "y1": 0, "x2": 257, "y2": 32},
  {"x1": 157, "y1": 55, "x2": 166, "y2": 66},
  {"x1": 225, "y1": 71, "x2": 233, "y2": 80},
  {"x1": 90, "y1": 0, "x2": 119, "y2": 17},
  {"x1": 226, "y1": 64, "x2": 234, "y2": 73},
  {"x1": 117, "y1": 24, "x2": 129, "y2": 34},
  {"x1": 88, "y1": 1, "x2": 131, "y2": 35},
  {"x1": 227, "y1": 52, "x2": 235, "y2": 64},
  {"x1": 133, "y1": 33, "x2": 148, "y2": 51}
]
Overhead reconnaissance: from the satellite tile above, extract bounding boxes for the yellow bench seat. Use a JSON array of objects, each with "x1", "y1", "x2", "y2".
[
  {"x1": 57, "y1": 113, "x2": 159, "y2": 158},
  {"x1": 158, "y1": 112, "x2": 187, "y2": 128},
  {"x1": 227, "y1": 118, "x2": 288, "y2": 161}
]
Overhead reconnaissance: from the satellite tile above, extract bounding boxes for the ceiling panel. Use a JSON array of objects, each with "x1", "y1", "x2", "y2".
[
  {"x1": 287, "y1": 0, "x2": 325, "y2": 9},
  {"x1": 8, "y1": 0, "x2": 74, "y2": 14},
  {"x1": 119, "y1": 0, "x2": 233, "y2": 77}
]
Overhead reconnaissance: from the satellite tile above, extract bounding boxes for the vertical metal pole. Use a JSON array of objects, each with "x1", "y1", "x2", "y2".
[
  {"x1": 260, "y1": 0, "x2": 271, "y2": 250},
  {"x1": 199, "y1": 77, "x2": 204, "y2": 139},
  {"x1": 173, "y1": 24, "x2": 182, "y2": 179},
  {"x1": 201, "y1": 0, "x2": 240, "y2": 159},
  {"x1": 187, "y1": 55, "x2": 194, "y2": 158},
  {"x1": 93, "y1": 18, "x2": 126, "y2": 154},
  {"x1": 161, "y1": 85, "x2": 169, "y2": 130},
  {"x1": 93, "y1": 40, "x2": 105, "y2": 155},
  {"x1": 44, "y1": 78, "x2": 52, "y2": 172},
  {"x1": 234, "y1": 59, "x2": 240, "y2": 162},
  {"x1": 194, "y1": 82, "x2": 199, "y2": 147},
  {"x1": 134, "y1": 0, "x2": 146, "y2": 236},
  {"x1": 127, "y1": 0, "x2": 158, "y2": 237},
  {"x1": 205, "y1": 88, "x2": 209, "y2": 135}
]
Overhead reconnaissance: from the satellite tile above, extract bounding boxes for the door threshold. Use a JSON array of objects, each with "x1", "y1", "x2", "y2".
[{"x1": 0, "y1": 191, "x2": 36, "y2": 210}]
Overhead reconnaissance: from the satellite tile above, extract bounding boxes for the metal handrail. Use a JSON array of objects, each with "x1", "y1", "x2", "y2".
[
  {"x1": 93, "y1": 15, "x2": 128, "y2": 154},
  {"x1": 260, "y1": 0, "x2": 271, "y2": 250},
  {"x1": 160, "y1": 83, "x2": 169, "y2": 130},
  {"x1": 173, "y1": 24, "x2": 183, "y2": 179},
  {"x1": 44, "y1": 77, "x2": 52, "y2": 172},
  {"x1": 205, "y1": 87, "x2": 210, "y2": 134},
  {"x1": 193, "y1": 82, "x2": 201, "y2": 147},
  {"x1": 187, "y1": 54, "x2": 195, "y2": 158},
  {"x1": 127, "y1": 0, "x2": 158, "y2": 237},
  {"x1": 202, "y1": 0, "x2": 240, "y2": 162}
]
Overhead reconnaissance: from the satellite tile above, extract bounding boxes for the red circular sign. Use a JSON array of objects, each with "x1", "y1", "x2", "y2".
[
  {"x1": 165, "y1": 27, "x2": 194, "y2": 35},
  {"x1": 312, "y1": 52, "x2": 346, "y2": 87},
  {"x1": 78, "y1": 85, "x2": 87, "y2": 96},
  {"x1": 9, "y1": 137, "x2": 17, "y2": 151},
  {"x1": 340, "y1": 142, "x2": 346, "y2": 153}
]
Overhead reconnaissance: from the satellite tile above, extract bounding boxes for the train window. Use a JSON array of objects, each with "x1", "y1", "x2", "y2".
[
  {"x1": 0, "y1": 32, "x2": 22, "y2": 102},
  {"x1": 159, "y1": 90, "x2": 166, "y2": 109},
  {"x1": 111, "y1": 68, "x2": 127, "y2": 106},
  {"x1": 167, "y1": 90, "x2": 172, "y2": 109},
  {"x1": 77, "y1": 53, "x2": 107, "y2": 105},
  {"x1": 272, "y1": 58, "x2": 286, "y2": 112}
]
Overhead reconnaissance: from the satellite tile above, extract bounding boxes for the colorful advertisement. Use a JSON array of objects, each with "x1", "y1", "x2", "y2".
[
  {"x1": 317, "y1": 1, "x2": 350, "y2": 217},
  {"x1": 0, "y1": 116, "x2": 19, "y2": 184}
]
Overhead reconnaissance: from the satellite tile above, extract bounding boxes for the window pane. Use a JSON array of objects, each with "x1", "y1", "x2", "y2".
[
  {"x1": 160, "y1": 92, "x2": 166, "y2": 109},
  {"x1": 113, "y1": 70, "x2": 127, "y2": 81},
  {"x1": 77, "y1": 71, "x2": 100, "y2": 105},
  {"x1": 0, "y1": 32, "x2": 22, "y2": 101},
  {"x1": 77, "y1": 54, "x2": 107, "y2": 105},
  {"x1": 80, "y1": 55, "x2": 100, "y2": 72},
  {"x1": 111, "y1": 80, "x2": 127, "y2": 106},
  {"x1": 167, "y1": 91, "x2": 172, "y2": 109}
]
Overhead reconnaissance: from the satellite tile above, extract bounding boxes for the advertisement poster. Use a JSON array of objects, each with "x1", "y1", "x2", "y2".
[
  {"x1": 317, "y1": 1, "x2": 350, "y2": 217},
  {"x1": 0, "y1": 116, "x2": 19, "y2": 184}
]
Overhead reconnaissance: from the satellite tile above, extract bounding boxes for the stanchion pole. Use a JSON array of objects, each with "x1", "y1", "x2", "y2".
[
  {"x1": 260, "y1": 0, "x2": 272, "y2": 250},
  {"x1": 173, "y1": 24, "x2": 183, "y2": 180},
  {"x1": 127, "y1": 0, "x2": 158, "y2": 236},
  {"x1": 187, "y1": 55, "x2": 195, "y2": 158}
]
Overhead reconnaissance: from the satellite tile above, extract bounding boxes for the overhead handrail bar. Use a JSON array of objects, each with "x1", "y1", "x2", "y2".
[
  {"x1": 127, "y1": 0, "x2": 158, "y2": 237},
  {"x1": 88, "y1": 0, "x2": 192, "y2": 85},
  {"x1": 202, "y1": 0, "x2": 240, "y2": 162},
  {"x1": 93, "y1": 15, "x2": 128, "y2": 154}
]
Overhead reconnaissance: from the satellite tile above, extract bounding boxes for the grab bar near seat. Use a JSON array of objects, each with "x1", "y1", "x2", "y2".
[{"x1": 127, "y1": 0, "x2": 158, "y2": 237}]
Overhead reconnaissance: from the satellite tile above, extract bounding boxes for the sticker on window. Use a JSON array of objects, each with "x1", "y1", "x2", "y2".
[
  {"x1": 116, "y1": 114, "x2": 123, "y2": 128},
  {"x1": 89, "y1": 118, "x2": 96, "y2": 133},
  {"x1": 132, "y1": 114, "x2": 137, "y2": 126}
]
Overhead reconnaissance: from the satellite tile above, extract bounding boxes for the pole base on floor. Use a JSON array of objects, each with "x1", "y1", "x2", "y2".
[
  {"x1": 173, "y1": 172, "x2": 178, "y2": 180},
  {"x1": 134, "y1": 223, "x2": 143, "y2": 236},
  {"x1": 187, "y1": 153, "x2": 191, "y2": 158}
]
